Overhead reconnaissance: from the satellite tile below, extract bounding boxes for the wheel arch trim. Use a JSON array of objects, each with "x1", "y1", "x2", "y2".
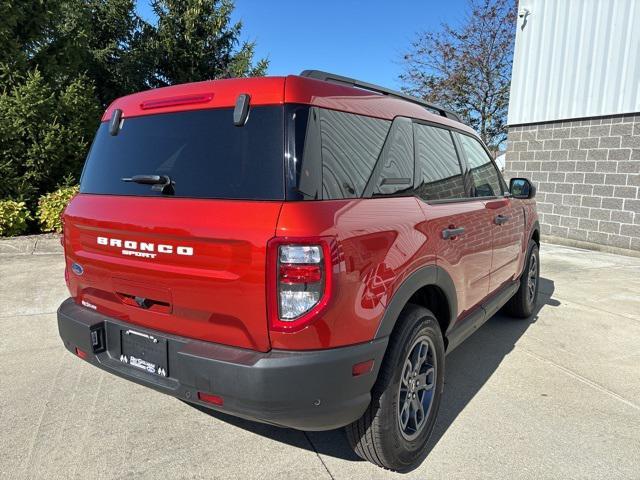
[
  {"x1": 374, "y1": 265, "x2": 457, "y2": 340},
  {"x1": 531, "y1": 220, "x2": 540, "y2": 244}
]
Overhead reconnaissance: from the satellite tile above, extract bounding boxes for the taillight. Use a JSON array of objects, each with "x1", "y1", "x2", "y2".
[{"x1": 267, "y1": 238, "x2": 333, "y2": 332}]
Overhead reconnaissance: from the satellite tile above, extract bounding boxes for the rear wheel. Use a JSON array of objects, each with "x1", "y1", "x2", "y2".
[
  {"x1": 345, "y1": 304, "x2": 444, "y2": 472},
  {"x1": 504, "y1": 240, "x2": 540, "y2": 318}
]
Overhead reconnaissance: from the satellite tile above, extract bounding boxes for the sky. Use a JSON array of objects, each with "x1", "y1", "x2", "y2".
[{"x1": 136, "y1": 0, "x2": 469, "y2": 90}]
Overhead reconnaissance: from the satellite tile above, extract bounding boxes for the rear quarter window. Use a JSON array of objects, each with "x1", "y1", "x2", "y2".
[
  {"x1": 315, "y1": 108, "x2": 390, "y2": 199},
  {"x1": 80, "y1": 107, "x2": 284, "y2": 200}
]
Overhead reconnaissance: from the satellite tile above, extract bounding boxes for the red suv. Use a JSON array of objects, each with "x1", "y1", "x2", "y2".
[{"x1": 58, "y1": 70, "x2": 540, "y2": 472}]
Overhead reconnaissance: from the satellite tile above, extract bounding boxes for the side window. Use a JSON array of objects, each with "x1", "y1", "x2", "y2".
[
  {"x1": 458, "y1": 134, "x2": 504, "y2": 197},
  {"x1": 413, "y1": 123, "x2": 467, "y2": 201},
  {"x1": 319, "y1": 108, "x2": 390, "y2": 199},
  {"x1": 366, "y1": 117, "x2": 414, "y2": 197}
]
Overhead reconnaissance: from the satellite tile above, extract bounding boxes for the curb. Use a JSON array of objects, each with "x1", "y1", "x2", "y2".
[{"x1": 0, "y1": 234, "x2": 63, "y2": 256}]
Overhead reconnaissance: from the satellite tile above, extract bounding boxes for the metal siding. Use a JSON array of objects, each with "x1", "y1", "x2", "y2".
[{"x1": 508, "y1": 0, "x2": 640, "y2": 125}]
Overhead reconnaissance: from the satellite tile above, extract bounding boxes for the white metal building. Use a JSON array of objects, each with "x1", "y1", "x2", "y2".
[{"x1": 506, "y1": 0, "x2": 640, "y2": 254}]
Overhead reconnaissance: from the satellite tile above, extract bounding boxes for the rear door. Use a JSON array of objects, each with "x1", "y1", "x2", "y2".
[
  {"x1": 64, "y1": 106, "x2": 285, "y2": 352},
  {"x1": 412, "y1": 123, "x2": 493, "y2": 319},
  {"x1": 456, "y1": 133, "x2": 525, "y2": 293}
]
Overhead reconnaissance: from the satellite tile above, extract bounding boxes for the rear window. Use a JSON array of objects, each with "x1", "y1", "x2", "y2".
[{"x1": 80, "y1": 107, "x2": 284, "y2": 200}]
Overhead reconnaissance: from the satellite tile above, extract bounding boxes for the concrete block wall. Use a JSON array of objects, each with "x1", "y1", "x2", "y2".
[{"x1": 505, "y1": 113, "x2": 640, "y2": 253}]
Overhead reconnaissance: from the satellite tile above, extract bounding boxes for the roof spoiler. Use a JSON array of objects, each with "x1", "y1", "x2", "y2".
[{"x1": 300, "y1": 69, "x2": 462, "y2": 123}]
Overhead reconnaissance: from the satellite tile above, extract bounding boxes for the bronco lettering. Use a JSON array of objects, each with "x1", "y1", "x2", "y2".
[{"x1": 96, "y1": 236, "x2": 194, "y2": 256}]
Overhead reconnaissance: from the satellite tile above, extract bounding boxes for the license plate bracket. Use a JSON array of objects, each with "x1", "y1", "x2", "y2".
[{"x1": 120, "y1": 329, "x2": 168, "y2": 377}]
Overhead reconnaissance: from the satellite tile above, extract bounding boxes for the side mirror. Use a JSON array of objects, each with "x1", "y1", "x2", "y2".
[{"x1": 510, "y1": 178, "x2": 536, "y2": 199}]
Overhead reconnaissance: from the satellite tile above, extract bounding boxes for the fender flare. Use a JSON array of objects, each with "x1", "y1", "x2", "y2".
[
  {"x1": 531, "y1": 220, "x2": 540, "y2": 242},
  {"x1": 374, "y1": 264, "x2": 458, "y2": 339}
]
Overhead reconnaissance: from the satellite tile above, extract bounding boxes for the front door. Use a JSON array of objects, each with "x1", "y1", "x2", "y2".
[
  {"x1": 485, "y1": 197, "x2": 525, "y2": 291},
  {"x1": 456, "y1": 133, "x2": 525, "y2": 294}
]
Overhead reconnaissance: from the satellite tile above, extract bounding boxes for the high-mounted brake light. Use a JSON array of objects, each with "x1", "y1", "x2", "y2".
[
  {"x1": 267, "y1": 238, "x2": 333, "y2": 332},
  {"x1": 140, "y1": 94, "x2": 213, "y2": 110}
]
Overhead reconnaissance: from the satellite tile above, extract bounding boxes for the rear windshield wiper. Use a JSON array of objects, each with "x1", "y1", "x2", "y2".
[{"x1": 122, "y1": 175, "x2": 174, "y2": 195}]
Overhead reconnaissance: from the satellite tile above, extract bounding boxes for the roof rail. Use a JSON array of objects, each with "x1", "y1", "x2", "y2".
[{"x1": 299, "y1": 69, "x2": 462, "y2": 123}]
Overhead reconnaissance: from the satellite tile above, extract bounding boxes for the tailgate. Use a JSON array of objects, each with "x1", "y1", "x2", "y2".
[{"x1": 64, "y1": 194, "x2": 281, "y2": 352}]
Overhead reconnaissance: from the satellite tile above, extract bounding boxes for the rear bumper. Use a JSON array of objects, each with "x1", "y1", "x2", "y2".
[{"x1": 57, "y1": 298, "x2": 387, "y2": 431}]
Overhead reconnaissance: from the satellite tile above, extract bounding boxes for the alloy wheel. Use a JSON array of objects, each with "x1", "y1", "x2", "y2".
[{"x1": 397, "y1": 336, "x2": 437, "y2": 441}]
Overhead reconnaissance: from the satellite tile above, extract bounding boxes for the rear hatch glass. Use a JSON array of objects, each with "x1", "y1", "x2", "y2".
[{"x1": 81, "y1": 106, "x2": 284, "y2": 199}]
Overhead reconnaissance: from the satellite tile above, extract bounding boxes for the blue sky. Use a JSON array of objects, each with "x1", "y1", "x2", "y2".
[{"x1": 136, "y1": 0, "x2": 469, "y2": 90}]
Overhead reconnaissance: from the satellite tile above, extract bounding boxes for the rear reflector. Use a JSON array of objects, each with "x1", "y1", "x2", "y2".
[
  {"x1": 140, "y1": 94, "x2": 213, "y2": 110},
  {"x1": 197, "y1": 392, "x2": 224, "y2": 406},
  {"x1": 352, "y1": 359, "x2": 374, "y2": 377},
  {"x1": 75, "y1": 347, "x2": 88, "y2": 360}
]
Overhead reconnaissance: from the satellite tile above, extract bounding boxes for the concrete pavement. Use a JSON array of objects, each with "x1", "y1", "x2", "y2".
[{"x1": 1, "y1": 238, "x2": 639, "y2": 479}]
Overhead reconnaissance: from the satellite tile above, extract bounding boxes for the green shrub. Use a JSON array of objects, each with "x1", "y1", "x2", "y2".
[
  {"x1": 37, "y1": 185, "x2": 79, "y2": 233},
  {"x1": 0, "y1": 200, "x2": 32, "y2": 236}
]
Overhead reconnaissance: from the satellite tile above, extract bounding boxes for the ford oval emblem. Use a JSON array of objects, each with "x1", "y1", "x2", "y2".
[{"x1": 71, "y1": 262, "x2": 84, "y2": 276}]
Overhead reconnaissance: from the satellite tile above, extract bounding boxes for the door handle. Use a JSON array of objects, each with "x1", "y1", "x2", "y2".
[
  {"x1": 442, "y1": 227, "x2": 465, "y2": 240},
  {"x1": 495, "y1": 214, "x2": 510, "y2": 225}
]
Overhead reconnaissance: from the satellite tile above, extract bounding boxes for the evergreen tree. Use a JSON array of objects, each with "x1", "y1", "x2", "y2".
[
  {"x1": 146, "y1": 0, "x2": 268, "y2": 87},
  {"x1": 0, "y1": 71, "x2": 100, "y2": 205},
  {"x1": 0, "y1": 0, "x2": 268, "y2": 216}
]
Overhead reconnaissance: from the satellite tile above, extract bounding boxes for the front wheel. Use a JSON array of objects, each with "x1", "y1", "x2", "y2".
[
  {"x1": 504, "y1": 240, "x2": 540, "y2": 318},
  {"x1": 345, "y1": 304, "x2": 445, "y2": 472}
]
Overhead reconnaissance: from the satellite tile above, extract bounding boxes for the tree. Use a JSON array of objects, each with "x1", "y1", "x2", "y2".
[
  {"x1": 46, "y1": 0, "x2": 148, "y2": 106},
  {"x1": 0, "y1": 70, "x2": 100, "y2": 205},
  {"x1": 0, "y1": 0, "x2": 56, "y2": 86},
  {"x1": 400, "y1": 0, "x2": 516, "y2": 149},
  {"x1": 145, "y1": 0, "x2": 268, "y2": 87},
  {"x1": 0, "y1": 0, "x2": 269, "y2": 217}
]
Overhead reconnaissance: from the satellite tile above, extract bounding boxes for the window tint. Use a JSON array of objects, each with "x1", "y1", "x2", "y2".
[
  {"x1": 292, "y1": 106, "x2": 322, "y2": 200},
  {"x1": 81, "y1": 107, "x2": 284, "y2": 200},
  {"x1": 318, "y1": 108, "x2": 390, "y2": 199},
  {"x1": 413, "y1": 124, "x2": 466, "y2": 201},
  {"x1": 367, "y1": 117, "x2": 414, "y2": 197},
  {"x1": 459, "y1": 134, "x2": 504, "y2": 197}
]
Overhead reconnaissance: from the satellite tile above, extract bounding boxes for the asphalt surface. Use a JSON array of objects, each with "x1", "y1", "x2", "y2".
[{"x1": 1, "y1": 237, "x2": 639, "y2": 479}]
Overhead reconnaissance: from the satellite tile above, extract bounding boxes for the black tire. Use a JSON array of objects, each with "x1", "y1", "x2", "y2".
[
  {"x1": 345, "y1": 304, "x2": 445, "y2": 472},
  {"x1": 504, "y1": 240, "x2": 540, "y2": 318}
]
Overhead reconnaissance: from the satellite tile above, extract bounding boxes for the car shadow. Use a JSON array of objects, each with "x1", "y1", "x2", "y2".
[{"x1": 187, "y1": 277, "x2": 558, "y2": 463}]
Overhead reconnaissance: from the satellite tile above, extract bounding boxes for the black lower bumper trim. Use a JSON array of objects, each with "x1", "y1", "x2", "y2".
[{"x1": 57, "y1": 298, "x2": 388, "y2": 431}]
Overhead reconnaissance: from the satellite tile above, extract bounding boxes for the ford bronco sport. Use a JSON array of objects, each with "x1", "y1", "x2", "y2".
[{"x1": 57, "y1": 70, "x2": 540, "y2": 472}]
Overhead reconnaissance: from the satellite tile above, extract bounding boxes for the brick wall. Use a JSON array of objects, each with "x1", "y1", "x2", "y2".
[{"x1": 505, "y1": 113, "x2": 640, "y2": 253}]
